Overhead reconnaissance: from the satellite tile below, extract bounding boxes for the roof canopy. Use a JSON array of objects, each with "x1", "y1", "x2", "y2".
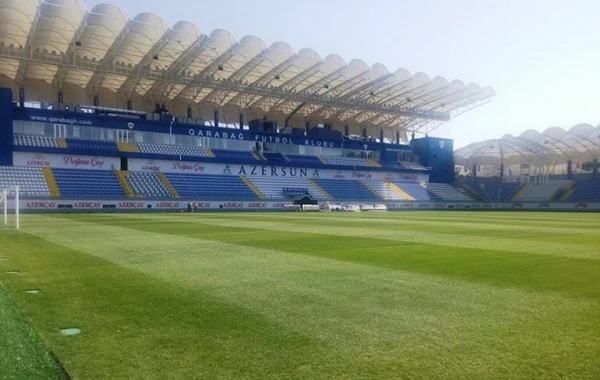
[
  {"x1": 455, "y1": 124, "x2": 600, "y2": 166},
  {"x1": 0, "y1": 0, "x2": 495, "y2": 134}
]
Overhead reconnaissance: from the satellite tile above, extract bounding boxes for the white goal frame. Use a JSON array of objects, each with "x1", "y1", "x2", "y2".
[{"x1": 1, "y1": 186, "x2": 20, "y2": 229}]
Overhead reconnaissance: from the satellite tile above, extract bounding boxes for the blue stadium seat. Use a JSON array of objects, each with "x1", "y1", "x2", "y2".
[
  {"x1": 13, "y1": 134, "x2": 59, "y2": 148},
  {"x1": 568, "y1": 179, "x2": 600, "y2": 202},
  {"x1": 212, "y1": 149, "x2": 256, "y2": 162},
  {"x1": 126, "y1": 171, "x2": 170, "y2": 198},
  {"x1": 479, "y1": 182, "x2": 521, "y2": 202},
  {"x1": 52, "y1": 168, "x2": 125, "y2": 198},
  {"x1": 138, "y1": 144, "x2": 210, "y2": 158},
  {"x1": 66, "y1": 139, "x2": 119, "y2": 154},
  {"x1": 313, "y1": 179, "x2": 379, "y2": 201},
  {"x1": 397, "y1": 183, "x2": 440, "y2": 201},
  {"x1": 163, "y1": 173, "x2": 258, "y2": 199},
  {"x1": 0, "y1": 166, "x2": 51, "y2": 197},
  {"x1": 286, "y1": 155, "x2": 324, "y2": 166},
  {"x1": 262, "y1": 152, "x2": 287, "y2": 162}
]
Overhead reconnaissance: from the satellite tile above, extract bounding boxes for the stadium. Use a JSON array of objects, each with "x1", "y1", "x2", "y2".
[{"x1": 0, "y1": 1, "x2": 599, "y2": 379}]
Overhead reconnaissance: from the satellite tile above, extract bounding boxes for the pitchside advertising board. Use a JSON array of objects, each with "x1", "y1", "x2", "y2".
[
  {"x1": 13, "y1": 152, "x2": 120, "y2": 171},
  {"x1": 127, "y1": 158, "x2": 428, "y2": 183},
  {"x1": 11, "y1": 200, "x2": 600, "y2": 211}
]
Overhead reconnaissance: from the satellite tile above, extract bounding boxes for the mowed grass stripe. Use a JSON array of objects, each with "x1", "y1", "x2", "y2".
[
  {"x1": 63, "y1": 214, "x2": 600, "y2": 300},
  {"x1": 14, "y1": 215, "x2": 600, "y2": 379},
  {"x1": 102, "y1": 213, "x2": 600, "y2": 260},
  {"x1": 194, "y1": 214, "x2": 600, "y2": 243},
  {"x1": 0, "y1": 230, "x2": 347, "y2": 380},
  {"x1": 196, "y1": 210, "x2": 600, "y2": 229}
]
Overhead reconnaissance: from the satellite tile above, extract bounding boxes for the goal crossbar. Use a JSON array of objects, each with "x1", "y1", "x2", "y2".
[{"x1": 1, "y1": 186, "x2": 20, "y2": 229}]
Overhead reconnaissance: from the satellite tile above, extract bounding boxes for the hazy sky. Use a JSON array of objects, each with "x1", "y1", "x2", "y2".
[{"x1": 83, "y1": 0, "x2": 600, "y2": 148}]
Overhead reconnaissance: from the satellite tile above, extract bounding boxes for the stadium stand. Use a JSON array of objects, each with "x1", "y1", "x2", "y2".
[
  {"x1": 313, "y1": 179, "x2": 380, "y2": 201},
  {"x1": 248, "y1": 177, "x2": 328, "y2": 201},
  {"x1": 474, "y1": 182, "x2": 522, "y2": 202},
  {"x1": 426, "y1": 183, "x2": 473, "y2": 201},
  {"x1": 162, "y1": 174, "x2": 259, "y2": 199},
  {"x1": 14, "y1": 134, "x2": 60, "y2": 148},
  {"x1": 362, "y1": 180, "x2": 407, "y2": 200},
  {"x1": 398, "y1": 183, "x2": 440, "y2": 201},
  {"x1": 568, "y1": 179, "x2": 600, "y2": 202},
  {"x1": 0, "y1": 166, "x2": 51, "y2": 197},
  {"x1": 400, "y1": 161, "x2": 427, "y2": 170},
  {"x1": 262, "y1": 152, "x2": 288, "y2": 162},
  {"x1": 212, "y1": 149, "x2": 258, "y2": 162},
  {"x1": 138, "y1": 144, "x2": 211, "y2": 158},
  {"x1": 125, "y1": 171, "x2": 170, "y2": 198},
  {"x1": 65, "y1": 139, "x2": 119, "y2": 154},
  {"x1": 286, "y1": 155, "x2": 325, "y2": 166},
  {"x1": 514, "y1": 180, "x2": 571, "y2": 202},
  {"x1": 379, "y1": 161, "x2": 403, "y2": 169},
  {"x1": 52, "y1": 169, "x2": 125, "y2": 198},
  {"x1": 322, "y1": 156, "x2": 371, "y2": 168}
]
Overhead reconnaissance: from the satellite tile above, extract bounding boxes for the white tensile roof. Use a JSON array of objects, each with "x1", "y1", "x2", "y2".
[
  {"x1": 455, "y1": 124, "x2": 600, "y2": 166},
  {"x1": 0, "y1": 0, "x2": 495, "y2": 136}
]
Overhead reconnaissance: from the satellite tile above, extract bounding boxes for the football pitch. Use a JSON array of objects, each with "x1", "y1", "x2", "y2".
[{"x1": 1, "y1": 211, "x2": 599, "y2": 379}]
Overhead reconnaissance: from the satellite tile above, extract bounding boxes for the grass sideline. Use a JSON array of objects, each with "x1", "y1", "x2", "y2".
[
  {"x1": 0, "y1": 281, "x2": 66, "y2": 380},
  {"x1": 0, "y1": 211, "x2": 599, "y2": 379}
]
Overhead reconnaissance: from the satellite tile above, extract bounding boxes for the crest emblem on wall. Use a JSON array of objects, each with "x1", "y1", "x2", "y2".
[
  {"x1": 127, "y1": 122, "x2": 135, "y2": 130},
  {"x1": 439, "y1": 140, "x2": 445, "y2": 149}
]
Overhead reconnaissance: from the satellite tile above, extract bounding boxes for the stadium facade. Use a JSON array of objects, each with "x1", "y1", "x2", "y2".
[{"x1": 0, "y1": 0, "x2": 598, "y2": 212}]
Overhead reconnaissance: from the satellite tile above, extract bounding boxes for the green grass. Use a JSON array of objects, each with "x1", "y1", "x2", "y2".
[
  {"x1": 0, "y1": 211, "x2": 599, "y2": 379},
  {"x1": 0, "y1": 280, "x2": 65, "y2": 380}
]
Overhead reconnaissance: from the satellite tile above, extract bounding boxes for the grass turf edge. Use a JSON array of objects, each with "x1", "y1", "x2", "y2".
[{"x1": 0, "y1": 282, "x2": 68, "y2": 380}]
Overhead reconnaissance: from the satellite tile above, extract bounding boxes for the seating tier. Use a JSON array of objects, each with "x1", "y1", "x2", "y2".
[
  {"x1": 52, "y1": 168, "x2": 125, "y2": 198},
  {"x1": 0, "y1": 166, "x2": 50, "y2": 197},
  {"x1": 163, "y1": 174, "x2": 257, "y2": 200}
]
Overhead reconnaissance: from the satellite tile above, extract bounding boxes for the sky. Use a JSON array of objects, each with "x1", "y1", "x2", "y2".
[{"x1": 83, "y1": 0, "x2": 600, "y2": 148}]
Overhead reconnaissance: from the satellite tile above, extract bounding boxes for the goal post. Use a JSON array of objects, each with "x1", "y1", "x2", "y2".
[{"x1": 1, "y1": 186, "x2": 20, "y2": 229}]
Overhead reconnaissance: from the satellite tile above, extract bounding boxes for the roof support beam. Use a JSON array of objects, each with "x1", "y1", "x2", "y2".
[
  {"x1": 52, "y1": 16, "x2": 89, "y2": 90},
  {"x1": 16, "y1": 3, "x2": 42, "y2": 85},
  {"x1": 86, "y1": 23, "x2": 130, "y2": 93},
  {"x1": 118, "y1": 31, "x2": 171, "y2": 97},
  {"x1": 1, "y1": 47, "x2": 453, "y2": 120},
  {"x1": 307, "y1": 73, "x2": 395, "y2": 120},
  {"x1": 223, "y1": 54, "x2": 300, "y2": 108}
]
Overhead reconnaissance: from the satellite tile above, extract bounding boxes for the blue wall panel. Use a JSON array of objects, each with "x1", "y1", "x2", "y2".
[{"x1": 0, "y1": 88, "x2": 14, "y2": 166}]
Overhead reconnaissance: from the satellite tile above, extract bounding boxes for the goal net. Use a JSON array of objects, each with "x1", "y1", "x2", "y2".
[{"x1": 1, "y1": 186, "x2": 20, "y2": 229}]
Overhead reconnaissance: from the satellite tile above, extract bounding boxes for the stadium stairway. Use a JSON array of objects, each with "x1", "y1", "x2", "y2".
[
  {"x1": 157, "y1": 172, "x2": 179, "y2": 198},
  {"x1": 252, "y1": 152, "x2": 264, "y2": 160},
  {"x1": 318, "y1": 157, "x2": 328, "y2": 165},
  {"x1": 426, "y1": 183, "x2": 473, "y2": 201},
  {"x1": 460, "y1": 184, "x2": 486, "y2": 201},
  {"x1": 57, "y1": 137, "x2": 68, "y2": 148},
  {"x1": 510, "y1": 183, "x2": 531, "y2": 201},
  {"x1": 204, "y1": 148, "x2": 215, "y2": 158},
  {"x1": 422, "y1": 183, "x2": 443, "y2": 200},
  {"x1": 358, "y1": 180, "x2": 384, "y2": 200},
  {"x1": 386, "y1": 182, "x2": 415, "y2": 200},
  {"x1": 362, "y1": 180, "x2": 404, "y2": 200},
  {"x1": 240, "y1": 176, "x2": 266, "y2": 199},
  {"x1": 116, "y1": 171, "x2": 135, "y2": 198},
  {"x1": 560, "y1": 180, "x2": 575, "y2": 201},
  {"x1": 117, "y1": 142, "x2": 141, "y2": 153},
  {"x1": 42, "y1": 167, "x2": 61, "y2": 197},
  {"x1": 514, "y1": 180, "x2": 570, "y2": 202},
  {"x1": 367, "y1": 160, "x2": 382, "y2": 168},
  {"x1": 306, "y1": 178, "x2": 333, "y2": 200}
]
